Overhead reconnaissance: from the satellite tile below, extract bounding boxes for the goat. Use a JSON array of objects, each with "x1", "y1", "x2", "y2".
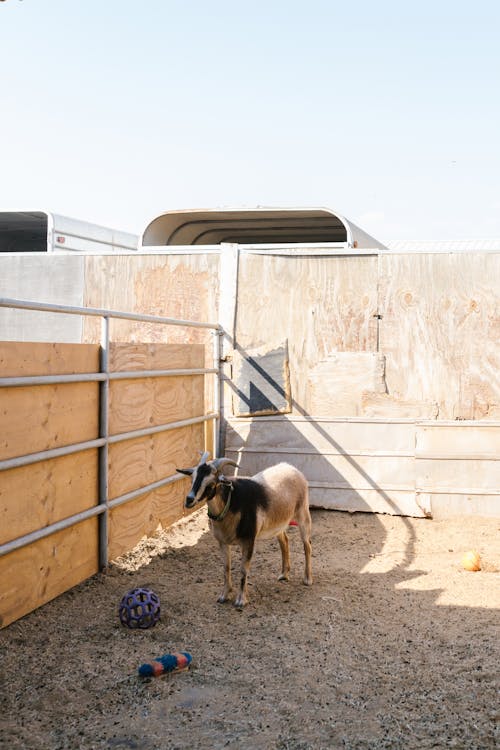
[{"x1": 177, "y1": 452, "x2": 313, "y2": 608}]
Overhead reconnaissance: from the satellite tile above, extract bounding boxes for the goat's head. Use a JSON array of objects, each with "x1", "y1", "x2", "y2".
[{"x1": 177, "y1": 452, "x2": 239, "y2": 509}]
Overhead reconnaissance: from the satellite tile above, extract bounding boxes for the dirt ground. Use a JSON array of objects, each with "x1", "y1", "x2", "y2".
[{"x1": 1, "y1": 509, "x2": 499, "y2": 750}]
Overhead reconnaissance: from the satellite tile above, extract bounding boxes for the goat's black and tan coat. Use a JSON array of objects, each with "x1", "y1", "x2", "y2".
[{"x1": 177, "y1": 456, "x2": 313, "y2": 607}]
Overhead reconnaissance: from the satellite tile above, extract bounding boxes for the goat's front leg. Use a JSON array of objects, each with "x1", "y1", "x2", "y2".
[
  {"x1": 277, "y1": 531, "x2": 290, "y2": 581},
  {"x1": 217, "y1": 541, "x2": 232, "y2": 603},
  {"x1": 234, "y1": 539, "x2": 254, "y2": 608}
]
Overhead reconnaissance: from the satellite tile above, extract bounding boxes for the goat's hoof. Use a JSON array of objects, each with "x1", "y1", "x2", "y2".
[
  {"x1": 278, "y1": 574, "x2": 289, "y2": 582},
  {"x1": 217, "y1": 594, "x2": 230, "y2": 604},
  {"x1": 303, "y1": 576, "x2": 313, "y2": 586},
  {"x1": 234, "y1": 598, "x2": 247, "y2": 609}
]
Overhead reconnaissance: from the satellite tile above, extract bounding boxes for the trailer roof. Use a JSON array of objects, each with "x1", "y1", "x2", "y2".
[{"x1": 141, "y1": 207, "x2": 387, "y2": 249}]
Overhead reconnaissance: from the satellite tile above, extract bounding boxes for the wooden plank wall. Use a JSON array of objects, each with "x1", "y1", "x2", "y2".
[
  {"x1": 225, "y1": 416, "x2": 425, "y2": 517},
  {"x1": 225, "y1": 416, "x2": 500, "y2": 518},
  {"x1": 233, "y1": 251, "x2": 500, "y2": 421},
  {"x1": 107, "y1": 342, "x2": 208, "y2": 559},
  {"x1": 82, "y1": 254, "x2": 220, "y2": 347},
  {"x1": 415, "y1": 422, "x2": 500, "y2": 518},
  {"x1": 0, "y1": 340, "x2": 210, "y2": 628},
  {"x1": 226, "y1": 250, "x2": 500, "y2": 517},
  {"x1": 0, "y1": 342, "x2": 100, "y2": 628},
  {"x1": 234, "y1": 253, "x2": 380, "y2": 417},
  {"x1": 377, "y1": 253, "x2": 500, "y2": 420}
]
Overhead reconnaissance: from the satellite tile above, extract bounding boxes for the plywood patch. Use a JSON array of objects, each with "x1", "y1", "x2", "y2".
[
  {"x1": 362, "y1": 392, "x2": 439, "y2": 419},
  {"x1": 232, "y1": 343, "x2": 291, "y2": 417},
  {"x1": 308, "y1": 353, "x2": 386, "y2": 417}
]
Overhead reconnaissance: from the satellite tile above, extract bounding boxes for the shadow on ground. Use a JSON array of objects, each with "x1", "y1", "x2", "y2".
[{"x1": 0, "y1": 509, "x2": 498, "y2": 750}]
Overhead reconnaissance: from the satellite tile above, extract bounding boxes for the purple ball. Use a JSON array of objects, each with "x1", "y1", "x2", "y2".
[{"x1": 119, "y1": 587, "x2": 160, "y2": 629}]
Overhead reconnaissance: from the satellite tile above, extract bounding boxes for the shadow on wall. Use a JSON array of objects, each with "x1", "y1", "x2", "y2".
[{"x1": 222, "y1": 340, "x2": 422, "y2": 576}]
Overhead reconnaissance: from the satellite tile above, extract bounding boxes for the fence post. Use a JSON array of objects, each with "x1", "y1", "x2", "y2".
[
  {"x1": 98, "y1": 315, "x2": 110, "y2": 568},
  {"x1": 213, "y1": 327, "x2": 223, "y2": 458}
]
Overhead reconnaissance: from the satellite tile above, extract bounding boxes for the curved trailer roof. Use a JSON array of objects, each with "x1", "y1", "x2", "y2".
[{"x1": 141, "y1": 207, "x2": 387, "y2": 249}]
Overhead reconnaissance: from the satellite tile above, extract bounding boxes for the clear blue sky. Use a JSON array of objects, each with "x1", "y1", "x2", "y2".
[{"x1": 1, "y1": 0, "x2": 499, "y2": 242}]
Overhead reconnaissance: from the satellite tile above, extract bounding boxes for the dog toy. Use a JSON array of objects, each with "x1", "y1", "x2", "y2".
[
  {"x1": 119, "y1": 587, "x2": 161, "y2": 629},
  {"x1": 138, "y1": 652, "x2": 192, "y2": 677}
]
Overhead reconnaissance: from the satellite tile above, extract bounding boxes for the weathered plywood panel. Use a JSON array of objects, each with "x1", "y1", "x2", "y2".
[
  {"x1": 109, "y1": 375, "x2": 205, "y2": 435},
  {"x1": 83, "y1": 254, "x2": 220, "y2": 345},
  {"x1": 108, "y1": 423, "x2": 205, "y2": 499},
  {"x1": 417, "y1": 458, "x2": 500, "y2": 493},
  {"x1": 0, "y1": 449, "x2": 98, "y2": 545},
  {"x1": 0, "y1": 517, "x2": 98, "y2": 629},
  {"x1": 232, "y1": 343, "x2": 291, "y2": 417},
  {"x1": 228, "y1": 449, "x2": 415, "y2": 492},
  {"x1": 109, "y1": 342, "x2": 206, "y2": 372},
  {"x1": 226, "y1": 416, "x2": 416, "y2": 455},
  {"x1": 424, "y1": 493, "x2": 500, "y2": 519},
  {"x1": 309, "y1": 487, "x2": 423, "y2": 517},
  {"x1": 0, "y1": 382, "x2": 99, "y2": 461},
  {"x1": 308, "y1": 352, "x2": 386, "y2": 417},
  {"x1": 235, "y1": 254, "x2": 379, "y2": 415},
  {"x1": 109, "y1": 479, "x2": 192, "y2": 560},
  {"x1": 416, "y1": 422, "x2": 500, "y2": 459},
  {"x1": 379, "y1": 253, "x2": 500, "y2": 420},
  {"x1": 225, "y1": 415, "x2": 424, "y2": 516},
  {"x1": 0, "y1": 341, "x2": 99, "y2": 377},
  {"x1": 362, "y1": 392, "x2": 439, "y2": 419},
  {"x1": 415, "y1": 422, "x2": 500, "y2": 500}
]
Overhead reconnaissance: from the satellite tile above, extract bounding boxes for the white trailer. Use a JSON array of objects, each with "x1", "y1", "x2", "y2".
[{"x1": 0, "y1": 211, "x2": 138, "y2": 254}]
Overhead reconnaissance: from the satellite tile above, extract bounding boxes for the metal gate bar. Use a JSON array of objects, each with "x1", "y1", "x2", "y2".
[{"x1": 0, "y1": 297, "x2": 221, "y2": 567}]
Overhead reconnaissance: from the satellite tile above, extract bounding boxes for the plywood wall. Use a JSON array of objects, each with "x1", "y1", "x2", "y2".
[
  {"x1": 226, "y1": 415, "x2": 500, "y2": 518},
  {"x1": 235, "y1": 253, "x2": 379, "y2": 417},
  {"x1": 230, "y1": 251, "x2": 500, "y2": 421},
  {"x1": 82, "y1": 254, "x2": 220, "y2": 348},
  {"x1": 415, "y1": 422, "x2": 500, "y2": 518},
  {"x1": 107, "y1": 341, "x2": 208, "y2": 557},
  {"x1": 225, "y1": 416, "x2": 424, "y2": 517},
  {"x1": 378, "y1": 253, "x2": 500, "y2": 420},
  {"x1": 0, "y1": 340, "x2": 210, "y2": 627},
  {"x1": 0, "y1": 342, "x2": 100, "y2": 628}
]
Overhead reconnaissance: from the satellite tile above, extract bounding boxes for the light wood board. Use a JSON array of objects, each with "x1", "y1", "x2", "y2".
[
  {"x1": 378, "y1": 253, "x2": 500, "y2": 420},
  {"x1": 0, "y1": 517, "x2": 98, "y2": 629},
  {"x1": 0, "y1": 448, "x2": 98, "y2": 545},
  {"x1": 0, "y1": 382, "x2": 99, "y2": 461}
]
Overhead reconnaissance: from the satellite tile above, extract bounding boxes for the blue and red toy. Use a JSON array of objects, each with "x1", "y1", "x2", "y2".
[{"x1": 138, "y1": 652, "x2": 192, "y2": 677}]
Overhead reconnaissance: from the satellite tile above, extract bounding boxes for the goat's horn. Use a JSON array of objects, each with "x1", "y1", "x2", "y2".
[
  {"x1": 198, "y1": 450, "x2": 210, "y2": 465},
  {"x1": 212, "y1": 457, "x2": 239, "y2": 473}
]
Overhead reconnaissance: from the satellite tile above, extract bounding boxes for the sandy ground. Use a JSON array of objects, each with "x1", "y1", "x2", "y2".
[{"x1": 0, "y1": 509, "x2": 499, "y2": 750}]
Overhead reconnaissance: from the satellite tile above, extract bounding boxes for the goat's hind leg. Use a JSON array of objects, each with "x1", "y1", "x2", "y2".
[
  {"x1": 277, "y1": 530, "x2": 290, "y2": 581},
  {"x1": 217, "y1": 541, "x2": 232, "y2": 603},
  {"x1": 296, "y1": 508, "x2": 313, "y2": 586}
]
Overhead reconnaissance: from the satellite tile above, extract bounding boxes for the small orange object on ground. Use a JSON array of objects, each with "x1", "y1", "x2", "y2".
[{"x1": 461, "y1": 550, "x2": 481, "y2": 571}]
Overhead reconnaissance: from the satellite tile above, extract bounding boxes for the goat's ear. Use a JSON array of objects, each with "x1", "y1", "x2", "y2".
[{"x1": 176, "y1": 468, "x2": 194, "y2": 476}]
